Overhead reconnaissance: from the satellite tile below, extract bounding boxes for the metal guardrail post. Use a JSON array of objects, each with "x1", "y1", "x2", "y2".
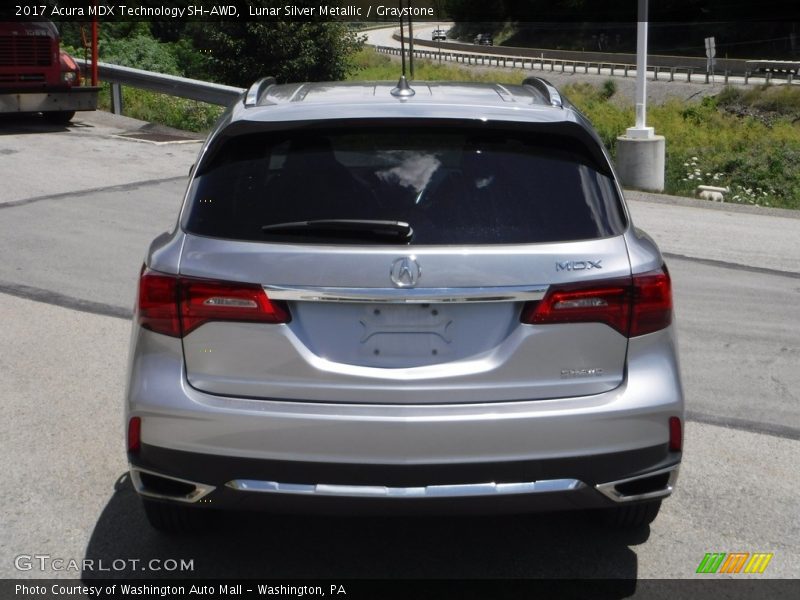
[
  {"x1": 744, "y1": 71, "x2": 749, "y2": 84},
  {"x1": 687, "y1": 68, "x2": 693, "y2": 82},
  {"x1": 669, "y1": 67, "x2": 675, "y2": 82},
  {"x1": 724, "y1": 70, "x2": 729, "y2": 84},
  {"x1": 596, "y1": 63, "x2": 601, "y2": 75},
  {"x1": 624, "y1": 65, "x2": 629, "y2": 77},
  {"x1": 766, "y1": 72, "x2": 772, "y2": 83},
  {"x1": 653, "y1": 66, "x2": 659, "y2": 81},
  {"x1": 705, "y1": 72, "x2": 709, "y2": 83},
  {"x1": 110, "y1": 82, "x2": 123, "y2": 115}
]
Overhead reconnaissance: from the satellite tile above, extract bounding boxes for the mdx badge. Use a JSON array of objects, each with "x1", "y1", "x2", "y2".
[
  {"x1": 556, "y1": 260, "x2": 602, "y2": 272},
  {"x1": 390, "y1": 257, "x2": 421, "y2": 288}
]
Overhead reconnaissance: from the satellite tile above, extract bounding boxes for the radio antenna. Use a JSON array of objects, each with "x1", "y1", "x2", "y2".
[
  {"x1": 407, "y1": 0, "x2": 415, "y2": 78},
  {"x1": 391, "y1": 0, "x2": 415, "y2": 97}
]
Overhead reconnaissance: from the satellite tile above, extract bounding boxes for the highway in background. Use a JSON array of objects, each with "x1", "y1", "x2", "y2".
[
  {"x1": 0, "y1": 111, "x2": 798, "y2": 582},
  {"x1": 365, "y1": 24, "x2": 793, "y2": 87}
]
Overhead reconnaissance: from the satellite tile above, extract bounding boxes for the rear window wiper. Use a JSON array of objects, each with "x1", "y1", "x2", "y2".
[{"x1": 261, "y1": 219, "x2": 413, "y2": 242}]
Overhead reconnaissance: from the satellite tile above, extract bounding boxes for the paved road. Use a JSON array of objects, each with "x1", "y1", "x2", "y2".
[{"x1": 1, "y1": 111, "x2": 798, "y2": 582}]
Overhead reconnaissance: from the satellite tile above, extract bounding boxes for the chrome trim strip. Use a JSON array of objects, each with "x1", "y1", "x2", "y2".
[
  {"x1": 129, "y1": 467, "x2": 216, "y2": 504},
  {"x1": 262, "y1": 285, "x2": 547, "y2": 304},
  {"x1": 225, "y1": 478, "x2": 584, "y2": 498},
  {"x1": 595, "y1": 465, "x2": 680, "y2": 503}
]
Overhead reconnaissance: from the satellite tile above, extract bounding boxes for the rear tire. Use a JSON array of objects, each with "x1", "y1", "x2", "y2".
[
  {"x1": 43, "y1": 111, "x2": 75, "y2": 124},
  {"x1": 142, "y1": 498, "x2": 211, "y2": 533},
  {"x1": 600, "y1": 500, "x2": 662, "y2": 529}
]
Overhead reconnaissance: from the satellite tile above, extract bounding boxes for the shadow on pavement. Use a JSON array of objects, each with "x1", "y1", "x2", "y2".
[
  {"x1": 83, "y1": 473, "x2": 645, "y2": 593},
  {"x1": 0, "y1": 113, "x2": 92, "y2": 134}
]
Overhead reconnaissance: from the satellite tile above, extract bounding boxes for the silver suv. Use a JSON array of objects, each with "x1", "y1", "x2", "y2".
[{"x1": 125, "y1": 76, "x2": 683, "y2": 532}]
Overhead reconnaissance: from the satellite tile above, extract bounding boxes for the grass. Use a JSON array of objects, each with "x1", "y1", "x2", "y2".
[
  {"x1": 347, "y1": 48, "x2": 522, "y2": 84},
  {"x1": 96, "y1": 83, "x2": 224, "y2": 133}
]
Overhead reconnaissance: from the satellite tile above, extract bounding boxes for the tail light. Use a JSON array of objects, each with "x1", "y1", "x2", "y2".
[
  {"x1": 127, "y1": 417, "x2": 141, "y2": 454},
  {"x1": 521, "y1": 266, "x2": 672, "y2": 338},
  {"x1": 669, "y1": 416, "x2": 683, "y2": 452},
  {"x1": 136, "y1": 268, "x2": 290, "y2": 337}
]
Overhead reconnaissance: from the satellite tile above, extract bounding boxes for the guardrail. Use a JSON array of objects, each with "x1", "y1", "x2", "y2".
[
  {"x1": 374, "y1": 45, "x2": 798, "y2": 85},
  {"x1": 75, "y1": 59, "x2": 245, "y2": 113}
]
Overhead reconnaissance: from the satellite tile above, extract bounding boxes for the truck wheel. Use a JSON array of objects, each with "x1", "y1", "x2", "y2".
[
  {"x1": 43, "y1": 111, "x2": 75, "y2": 124},
  {"x1": 142, "y1": 498, "x2": 211, "y2": 533},
  {"x1": 600, "y1": 500, "x2": 662, "y2": 529}
]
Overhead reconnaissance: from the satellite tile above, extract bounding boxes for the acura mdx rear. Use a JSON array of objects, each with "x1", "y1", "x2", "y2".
[{"x1": 125, "y1": 77, "x2": 683, "y2": 532}]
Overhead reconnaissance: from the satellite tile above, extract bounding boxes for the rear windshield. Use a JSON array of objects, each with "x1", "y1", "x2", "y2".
[{"x1": 184, "y1": 127, "x2": 626, "y2": 245}]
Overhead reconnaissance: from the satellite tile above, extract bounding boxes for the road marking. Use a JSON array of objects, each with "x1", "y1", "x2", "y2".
[
  {"x1": 0, "y1": 176, "x2": 186, "y2": 210},
  {"x1": 664, "y1": 252, "x2": 800, "y2": 280},
  {"x1": 0, "y1": 280, "x2": 130, "y2": 320}
]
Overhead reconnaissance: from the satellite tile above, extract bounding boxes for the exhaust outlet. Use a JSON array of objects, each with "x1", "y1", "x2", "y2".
[
  {"x1": 130, "y1": 467, "x2": 215, "y2": 504},
  {"x1": 595, "y1": 465, "x2": 679, "y2": 503}
]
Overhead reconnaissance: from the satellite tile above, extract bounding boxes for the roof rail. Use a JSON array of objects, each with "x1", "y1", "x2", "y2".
[
  {"x1": 522, "y1": 77, "x2": 563, "y2": 108},
  {"x1": 244, "y1": 76, "x2": 277, "y2": 107}
]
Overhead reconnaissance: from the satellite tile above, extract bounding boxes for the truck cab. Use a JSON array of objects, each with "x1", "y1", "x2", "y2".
[{"x1": 0, "y1": 21, "x2": 98, "y2": 123}]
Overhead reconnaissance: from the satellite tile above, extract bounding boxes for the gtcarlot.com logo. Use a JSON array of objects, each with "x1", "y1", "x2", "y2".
[{"x1": 14, "y1": 554, "x2": 194, "y2": 572}]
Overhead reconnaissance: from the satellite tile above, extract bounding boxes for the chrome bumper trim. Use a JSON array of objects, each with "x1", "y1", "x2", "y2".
[
  {"x1": 225, "y1": 478, "x2": 584, "y2": 498},
  {"x1": 595, "y1": 464, "x2": 680, "y2": 503},
  {"x1": 263, "y1": 284, "x2": 547, "y2": 304},
  {"x1": 130, "y1": 467, "x2": 216, "y2": 504}
]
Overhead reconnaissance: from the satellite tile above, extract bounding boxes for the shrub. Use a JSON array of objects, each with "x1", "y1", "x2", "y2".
[{"x1": 601, "y1": 79, "x2": 617, "y2": 100}]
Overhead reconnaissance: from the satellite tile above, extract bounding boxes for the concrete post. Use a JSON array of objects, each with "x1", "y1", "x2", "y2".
[{"x1": 616, "y1": 136, "x2": 666, "y2": 192}]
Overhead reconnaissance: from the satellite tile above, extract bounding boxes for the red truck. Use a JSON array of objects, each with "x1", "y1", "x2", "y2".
[{"x1": 0, "y1": 21, "x2": 98, "y2": 123}]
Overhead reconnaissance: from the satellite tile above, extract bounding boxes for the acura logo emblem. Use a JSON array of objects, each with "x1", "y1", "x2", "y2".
[{"x1": 390, "y1": 256, "x2": 421, "y2": 288}]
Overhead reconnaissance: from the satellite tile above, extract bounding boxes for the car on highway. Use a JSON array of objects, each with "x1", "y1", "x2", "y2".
[
  {"x1": 473, "y1": 33, "x2": 494, "y2": 46},
  {"x1": 126, "y1": 75, "x2": 684, "y2": 532},
  {"x1": 432, "y1": 29, "x2": 447, "y2": 41}
]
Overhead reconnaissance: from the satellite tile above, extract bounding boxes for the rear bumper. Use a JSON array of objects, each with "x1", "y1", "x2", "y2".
[
  {"x1": 0, "y1": 86, "x2": 99, "y2": 113},
  {"x1": 126, "y1": 326, "x2": 684, "y2": 465},
  {"x1": 129, "y1": 445, "x2": 680, "y2": 514}
]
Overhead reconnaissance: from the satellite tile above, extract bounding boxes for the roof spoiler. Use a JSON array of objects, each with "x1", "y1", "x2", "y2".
[
  {"x1": 244, "y1": 77, "x2": 277, "y2": 107},
  {"x1": 522, "y1": 77, "x2": 563, "y2": 108}
]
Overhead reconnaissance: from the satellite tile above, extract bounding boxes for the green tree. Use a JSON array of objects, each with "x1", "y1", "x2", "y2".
[
  {"x1": 201, "y1": 2, "x2": 364, "y2": 86},
  {"x1": 100, "y1": 34, "x2": 182, "y2": 75}
]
